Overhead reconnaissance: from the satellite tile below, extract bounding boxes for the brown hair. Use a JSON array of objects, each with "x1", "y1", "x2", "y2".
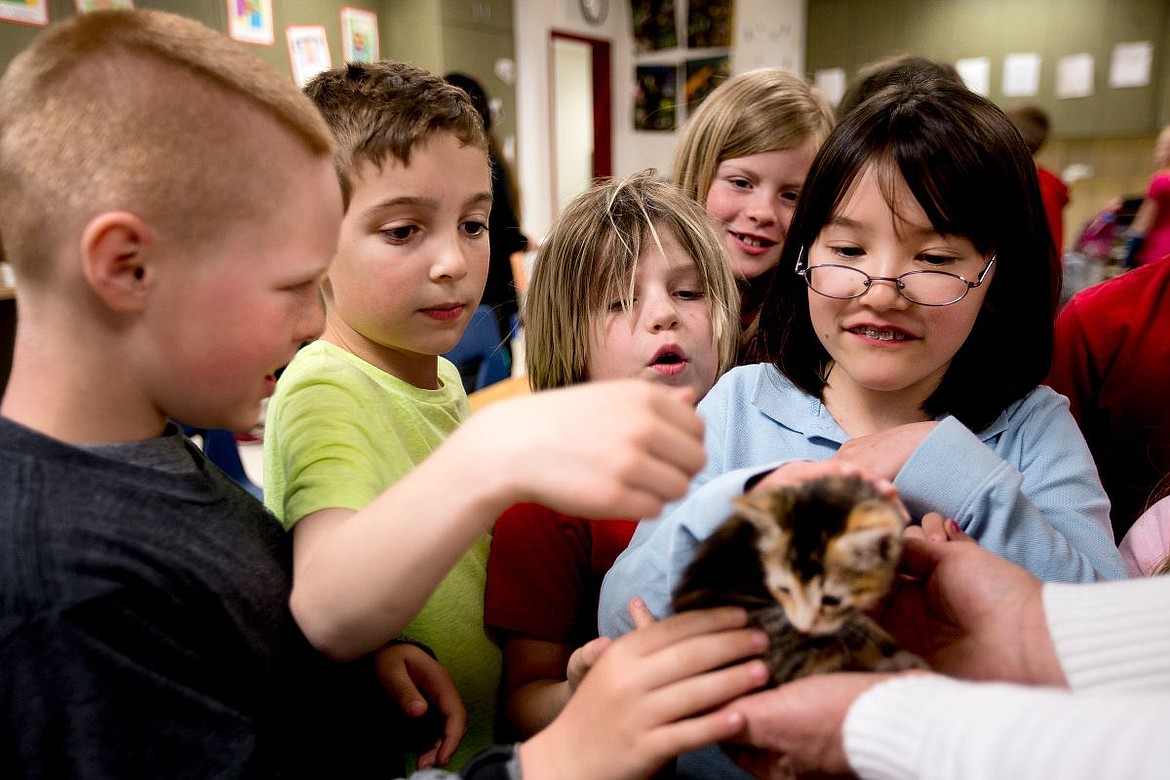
[
  {"x1": 671, "y1": 69, "x2": 834, "y2": 207},
  {"x1": 524, "y1": 170, "x2": 739, "y2": 390},
  {"x1": 1005, "y1": 104, "x2": 1052, "y2": 155},
  {"x1": 0, "y1": 9, "x2": 334, "y2": 283},
  {"x1": 304, "y1": 61, "x2": 489, "y2": 209}
]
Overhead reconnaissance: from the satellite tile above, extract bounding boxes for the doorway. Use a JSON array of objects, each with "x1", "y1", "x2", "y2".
[{"x1": 549, "y1": 31, "x2": 611, "y2": 215}]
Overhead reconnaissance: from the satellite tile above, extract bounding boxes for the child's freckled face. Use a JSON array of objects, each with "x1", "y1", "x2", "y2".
[
  {"x1": 325, "y1": 132, "x2": 492, "y2": 381},
  {"x1": 587, "y1": 228, "x2": 720, "y2": 403},
  {"x1": 806, "y1": 166, "x2": 992, "y2": 407},
  {"x1": 704, "y1": 139, "x2": 819, "y2": 282}
]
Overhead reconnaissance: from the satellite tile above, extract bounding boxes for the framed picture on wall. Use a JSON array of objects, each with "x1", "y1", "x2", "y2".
[
  {"x1": 684, "y1": 55, "x2": 730, "y2": 116},
  {"x1": 340, "y1": 6, "x2": 379, "y2": 64},
  {"x1": 634, "y1": 64, "x2": 678, "y2": 132},
  {"x1": 226, "y1": 0, "x2": 274, "y2": 46},
  {"x1": 74, "y1": 0, "x2": 134, "y2": 11},
  {"x1": 287, "y1": 25, "x2": 332, "y2": 88},
  {"x1": 0, "y1": 0, "x2": 49, "y2": 27}
]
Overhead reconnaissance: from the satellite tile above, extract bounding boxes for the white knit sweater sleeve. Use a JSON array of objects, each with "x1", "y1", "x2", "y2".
[{"x1": 842, "y1": 576, "x2": 1170, "y2": 779}]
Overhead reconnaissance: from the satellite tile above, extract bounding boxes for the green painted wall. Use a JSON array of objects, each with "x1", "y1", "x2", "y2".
[
  {"x1": 807, "y1": 0, "x2": 1170, "y2": 136},
  {"x1": 0, "y1": 0, "x2": 383, "y2": 80}
]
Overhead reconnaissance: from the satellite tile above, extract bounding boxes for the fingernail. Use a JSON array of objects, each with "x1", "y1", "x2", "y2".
[{"x1": 946, "y1": 518, "x2": 960, "y2": 534}]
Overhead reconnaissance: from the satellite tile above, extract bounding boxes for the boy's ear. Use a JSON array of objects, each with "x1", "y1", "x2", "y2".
[{"x1": 79, "y1": 211, "x2": 156, "y2": 312}]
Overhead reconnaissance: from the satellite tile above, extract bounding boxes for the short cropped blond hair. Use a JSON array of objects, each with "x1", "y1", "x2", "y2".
[
  {"x1": 671, "y1": 69, "x2": 834, "y2": 206},
  {"x1": 0, "y1": 9, "x2": 334, "y2": 283},
  {"x1": 303, "y1": 61, "x2": 488, "y2": 209},
  {"x1": 525, "y1": 170, "x2": 739, "y2": 391}
]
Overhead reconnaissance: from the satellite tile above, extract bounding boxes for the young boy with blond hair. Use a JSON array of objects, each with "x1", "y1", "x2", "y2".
[
  {"x1": 0, "y1": 9, "x2": 385, "y2": 775},
  {"x1": 2, "y1": 12, "x2": 769, "y2": 778}
]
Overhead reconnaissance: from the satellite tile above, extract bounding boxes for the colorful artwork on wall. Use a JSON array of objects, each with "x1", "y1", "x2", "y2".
[
  {"x1": 634, "y1": 63, "x2": 678, "y2": 131},
  {"x1": 287, "y1": 25, "x2": 332, "y2": 87},
  {"x1": 0, "y1": 0, "x2": 49, "y2": 27},
  {"x1": 630, "y1": 0, "x2": 677, "y2": 53},
  {"x1": 687, "y1": 0, "x2": 732, "y2": 48},
  {"x1": 227, "y1": 0, "x2": 273, "y2": 46},
  {"x1": 340, "y1": 7, "x2": 378, "y2": 64},
  {"x1": 74, "y1": 0, "x2": 134, "y2": 12},
  {"x1": 684, "y1": 54, "x2": 730, "y2": 115}
]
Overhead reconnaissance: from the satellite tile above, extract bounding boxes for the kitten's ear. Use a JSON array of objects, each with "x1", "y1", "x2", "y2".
[
  {"x1": 731, "y1": 490, "x2": 790, "y2": 546},
  {"x1": 836, "y1": 501, "x2": 903, "y2": 569}
]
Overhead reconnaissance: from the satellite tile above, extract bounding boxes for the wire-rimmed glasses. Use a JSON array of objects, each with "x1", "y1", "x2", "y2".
[{"x1": 796, "y1": 249, "x2": 996, "y2": 307}]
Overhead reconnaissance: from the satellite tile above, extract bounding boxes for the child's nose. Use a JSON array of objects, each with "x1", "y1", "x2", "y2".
[
  {"x1": 430, "y1": 236, "x2": 471, "y2": 281},
  {"x1": 857, "y1": 273, "x2": 909, "y2": 309},
  {"x1": 646, "y1": 293, "x2": 680, "y2": 331},
  {"x1": 745, "y1": 190, "x2": 777, "y2": 225}
]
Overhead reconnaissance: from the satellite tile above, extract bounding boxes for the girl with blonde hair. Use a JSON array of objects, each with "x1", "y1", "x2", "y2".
[{"x1": 672, "y1": 68, "x2": 834, "y2": 363}]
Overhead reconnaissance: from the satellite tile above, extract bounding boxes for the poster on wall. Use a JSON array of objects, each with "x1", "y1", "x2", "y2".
[
  {"x1": 687, "y1": 0, "x2": 732, "y2": 48},
  {"x1": 227, "y1": 0, "x2": 274, "y2": 46},
  {"x1": 684, "y1": 55, "x2": 730, "y2": 116},
  {"x1": 0, "y1": 0, "x2": 49, "y2": 27},
  {"x1": 634, "y1": 64, "x2": 678, "y2": 132},
  {"x1": 287, "y1": 25, "x2": 332, "y2": 88},
  {"x1": 340, "y1": 7, "x2": 379, "y2": 64},
  {"x1": 75, "y1": 0, "x2": 134, "y2": 12},
  {"x1": 630, "y1": 0, "x2": 678, "y2": 52}
]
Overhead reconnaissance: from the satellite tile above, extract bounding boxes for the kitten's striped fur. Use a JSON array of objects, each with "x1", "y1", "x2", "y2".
[{"x1": 671, "y1": 474, "x2": 927, "y2": 685}]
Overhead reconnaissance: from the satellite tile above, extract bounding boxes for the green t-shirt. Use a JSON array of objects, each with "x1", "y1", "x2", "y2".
[{"x1": 264, "y1": 340, "x2": 499, "y2": 770}]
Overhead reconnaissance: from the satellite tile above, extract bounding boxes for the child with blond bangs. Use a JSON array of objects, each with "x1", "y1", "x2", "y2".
[
  {"x1": 672, "y1": 68, "x2": 834, "y2": 364},
  {"x1": 485, "y1": 170, "x2": 740, "y2": 739}
]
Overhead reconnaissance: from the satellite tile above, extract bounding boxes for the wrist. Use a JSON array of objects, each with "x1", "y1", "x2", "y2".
[
  {"x1": 518, "y1": 726, "x2": 591, "y2": 780},
  {"x1": 1021, "y1": 584, "x2": 1066, "y2": 687}
]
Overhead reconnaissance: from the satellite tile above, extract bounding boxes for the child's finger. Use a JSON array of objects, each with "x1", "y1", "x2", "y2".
[
  {"x1": 377, "y1": 658, "x2": 428, "y2": 716},
  {"x1": 944, "y1": 517, "x2": 975, "y2": 542},
  {"x1": 628, "y1": 596, "x2": 659, "y2": 629},
  {"x1": 919, "y1": 512, "x2": 948, "y2": 542},
  {"x1": 567, "y1": 636, "x2": 612, "y2": 690},
  {"x1": 415, "y1": 742, "x2": 441, "y2": 771},
  {"x1": 636, "y1": 625, "x2": 767, "y2": 692},
  {"x1": 434, "y1": 712, "x2": 466, "y2": 768}
]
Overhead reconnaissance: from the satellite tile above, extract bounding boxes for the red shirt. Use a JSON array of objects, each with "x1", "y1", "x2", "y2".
[
  {"x1": 1047, "y1": 257, "x2": 1170, "y2": 540},
  {"x1": 485, "y1": 503, "x2": 636, "y2": 646},
  {"x1": 1037, "y1": 165, "x2": 1069, "y2": 257}
]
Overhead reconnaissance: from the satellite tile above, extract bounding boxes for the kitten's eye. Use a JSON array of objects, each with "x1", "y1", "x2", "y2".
[{"x1": 821, "y1": 594, "x2": 841, "y2": 607}]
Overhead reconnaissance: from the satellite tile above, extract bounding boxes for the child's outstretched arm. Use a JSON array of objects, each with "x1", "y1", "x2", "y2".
[
  {"x1": 290, "y1": 380, "x2": 706, "y2": 660},
  {"x1": 517, "y1": 605, "x2": 769, "y2": 780}
]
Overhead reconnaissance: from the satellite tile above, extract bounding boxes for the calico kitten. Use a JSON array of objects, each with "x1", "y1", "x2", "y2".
[{"x1": 671, "y1": 474, "x2": 927, "y2": 686}]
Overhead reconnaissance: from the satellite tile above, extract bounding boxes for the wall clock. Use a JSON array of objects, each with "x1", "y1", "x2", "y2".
[{"x1": 580, "y1": 0, "x2": 609, "y2": 26}]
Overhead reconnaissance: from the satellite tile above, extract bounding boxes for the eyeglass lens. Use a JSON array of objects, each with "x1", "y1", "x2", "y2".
[{"x1": 805, "y1": 265, "x2": 972, "y2": 305}]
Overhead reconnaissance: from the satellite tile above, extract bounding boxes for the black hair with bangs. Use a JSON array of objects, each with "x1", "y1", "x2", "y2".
[{"x1": 759, "y1": 79, "x2": 1056, "y2": 431}]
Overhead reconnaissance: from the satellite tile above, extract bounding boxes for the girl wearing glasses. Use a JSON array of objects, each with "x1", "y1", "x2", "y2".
[{"x1": 600, "y1": 78, "x2": 1126, "y2": 639}]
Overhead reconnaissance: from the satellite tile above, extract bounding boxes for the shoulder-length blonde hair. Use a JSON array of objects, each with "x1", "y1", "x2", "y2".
[
  {"x1": 525, "y1": 170, "x2": 739, "y2": 390},
  {"x1": 671, "y1": 68, "x2": 834, "y2": 206}
]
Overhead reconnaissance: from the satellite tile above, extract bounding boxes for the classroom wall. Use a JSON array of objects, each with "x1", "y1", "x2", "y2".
[
  {"x1": 2, "y1": 0, "x2": 1165, "y2": 250},
  {"x1": 0, "y1": 0, "x2": 382, "y2": 80},
  {"x1": 512, "y1": 0, "x2": 803, "y2": 241},
  {"x1": 805, "y1": 0, "x2": 1170, "y2": 250}
]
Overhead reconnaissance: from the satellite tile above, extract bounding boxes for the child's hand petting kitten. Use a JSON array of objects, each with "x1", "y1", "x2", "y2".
[
  {"x1": 832, "y1": 420, "x2": 939, "y2": 482},
  {"x1": 750, "y1": 460, "x2": 904, "y2": 521},
  {"x1": 907, "y1": 511, "x2": 976, "y2": 543},
  {"x1": 373, "y1": 641, "x2": 466, "y2": 769},
  {"x1": 519, "y1": 606, "x2": 769, "y2": 780}
]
